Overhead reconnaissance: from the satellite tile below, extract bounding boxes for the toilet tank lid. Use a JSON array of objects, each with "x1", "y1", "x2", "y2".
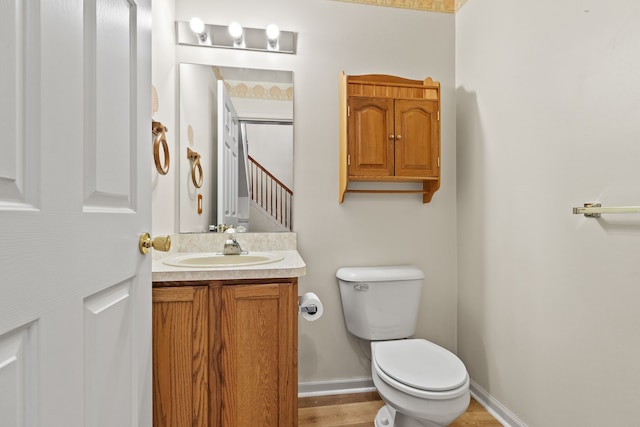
[{"x1": 336, "y1": 265, "x2": 424, "y2": 282}]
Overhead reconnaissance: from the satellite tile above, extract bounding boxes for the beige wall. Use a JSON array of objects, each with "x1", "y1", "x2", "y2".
[
  {"x1": 456, "y1": 1, "x2": 640, "y2": 425},
  {"x1": 152, "y1": 0, "x2": 457, "y2": 383}
]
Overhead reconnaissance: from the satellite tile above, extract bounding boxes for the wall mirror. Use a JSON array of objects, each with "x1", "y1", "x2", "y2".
[{"x1": 179, "y1": 63, "x2": 294, "y2": 233}]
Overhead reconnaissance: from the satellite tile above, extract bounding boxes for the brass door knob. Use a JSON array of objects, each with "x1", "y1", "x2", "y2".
[{"x1": 139, "y1": 233, "x2": 171, "y2": 254}]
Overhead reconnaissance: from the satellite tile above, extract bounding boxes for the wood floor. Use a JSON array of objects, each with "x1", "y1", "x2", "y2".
[{"x1": 299, "y1": 392, "x2": 502, "y2": 427}]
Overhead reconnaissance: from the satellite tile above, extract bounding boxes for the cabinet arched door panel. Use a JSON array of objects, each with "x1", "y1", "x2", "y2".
[
  {"x1": 395, "y1": 99, "x2": 439, "y2": 178},
  {"x1": 348, "y1": 97, "x2": 394, "y2": 177}
]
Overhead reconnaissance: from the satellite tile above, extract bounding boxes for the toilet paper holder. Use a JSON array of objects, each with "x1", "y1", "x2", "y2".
[
  {"x1": 298, "y1": 292, "x2": 323, "y2": 321},
  {"x1": 299, "y1": 304, "x2": 318, "y2": 315}
]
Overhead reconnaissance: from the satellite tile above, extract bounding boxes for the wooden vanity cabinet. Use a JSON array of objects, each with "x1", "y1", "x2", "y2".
[
  {"x1": 339, "y1": 73, "x2": 441, "y2": 203},
  {"x1": 221, "y1": 282, "x2": 298, "y2": 426},
  {"x1": 153, "y1": 285, "x2": 209, "y2": 427},
  {"x1": 152, "y1": 279, "x2": 298, "y2": 427}
]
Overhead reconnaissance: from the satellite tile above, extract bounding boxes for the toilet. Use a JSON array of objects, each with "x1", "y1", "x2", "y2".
[{"x1": 336, "y1": 265, "x2": 470, "y2": 427}]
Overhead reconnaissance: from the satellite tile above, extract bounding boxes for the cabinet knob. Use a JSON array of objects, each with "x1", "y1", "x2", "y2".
[
  {"x1": 396, "y1": 135, "x2": 402, "y2": 140},
  {"x1": 388, "y1": 134, "x2": 394, "y2": 140}
]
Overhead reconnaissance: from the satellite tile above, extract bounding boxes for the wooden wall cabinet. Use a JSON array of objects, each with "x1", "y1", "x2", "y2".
[
  {"x1": 152, "y1": 279, "x2": 298, "y2": 427},
  {"x1": 339, "y1": 73, "x2": 441, "y2": 203}
]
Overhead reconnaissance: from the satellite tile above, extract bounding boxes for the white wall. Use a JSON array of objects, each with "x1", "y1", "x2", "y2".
[
  {"x1": 153, "y1": 0, "x2": 457, "y2": 383},
  {"x1": 179, "y1": 64, "x2": 218, "y2": 232},
  {"x1": 456, "y1": 1, "x2": 640, "y2": 425},
  {"x1": 151, "y1": 0, "x2": 176, "y2": 236},
  {"x1": 246, "y1": 123, "x2": 293, "y2": 190}
]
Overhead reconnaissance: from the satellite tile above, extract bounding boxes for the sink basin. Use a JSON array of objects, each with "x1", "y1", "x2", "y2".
[{"x1": 162, "y1": 252, "x2": 284, "y2": 268}]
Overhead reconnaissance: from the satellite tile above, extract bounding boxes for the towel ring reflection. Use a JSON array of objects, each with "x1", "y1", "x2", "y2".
[
  {"x1": 187, "y1": 147, "x2": 203, "y2": 188},
  {"x1": 152, "y1": 121, "x2": 170, "y2": 175}
]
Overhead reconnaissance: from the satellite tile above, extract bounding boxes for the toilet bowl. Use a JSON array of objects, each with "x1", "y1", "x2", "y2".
[
  {"x1": 336, "y1": 266, "x2": 471, "y2": 427},
  {"x1": 371, "y1": 339, "x2": 470, "y2": 427}
]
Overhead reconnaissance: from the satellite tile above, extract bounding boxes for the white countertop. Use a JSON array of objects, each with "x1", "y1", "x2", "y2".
[{"x1": 152, "y1": 250, "x2": 306, "y2": 282}]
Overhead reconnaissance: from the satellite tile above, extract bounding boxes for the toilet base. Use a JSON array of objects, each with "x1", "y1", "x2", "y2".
[{"x1": 375, "y1": 405, "x2": 441, "y2": 427}]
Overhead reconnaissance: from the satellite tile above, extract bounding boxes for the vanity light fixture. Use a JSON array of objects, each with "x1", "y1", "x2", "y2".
[
  {"x1": 189, "y1": 17, "x2": 209, "y2": 44},
  {"x1": 176, "y1": 20, "x2": 296, "y2": 54}
]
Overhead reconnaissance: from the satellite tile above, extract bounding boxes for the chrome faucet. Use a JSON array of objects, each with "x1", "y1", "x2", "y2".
[{"x1": 223, "y1": 229, "x2": 244, "y2": 255}]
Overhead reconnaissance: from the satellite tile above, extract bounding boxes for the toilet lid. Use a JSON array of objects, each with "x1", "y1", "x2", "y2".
[{"x1": 374, "y1": 339, "x2": 468, "y2": 392}]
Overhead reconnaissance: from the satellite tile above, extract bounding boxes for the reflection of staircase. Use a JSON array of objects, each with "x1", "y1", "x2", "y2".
[{"x1": 248, "y1": 155, "x2": 293, "y2": 230}]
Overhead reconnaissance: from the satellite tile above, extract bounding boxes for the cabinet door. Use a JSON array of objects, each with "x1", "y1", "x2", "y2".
[
  {"x1": 152, "y1": 286, "x2": 209, "y2": 427},
  {"x1": 348, "y1": 97, "x2": 394, "y2": 177},
  {"x1": 221, "y1": 283, "x2": 298, "y2": 427},
  {"x1": 394, "y1": 99, "x2": 439, "y2": 177}
]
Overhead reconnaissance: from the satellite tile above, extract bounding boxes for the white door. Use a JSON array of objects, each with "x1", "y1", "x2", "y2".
[
  {"x1": 217, "y1": 81, "x2": 239, "y2": 226},
  {"x1": 0, "y1": 0, "x2": 152, "y2": 426}
]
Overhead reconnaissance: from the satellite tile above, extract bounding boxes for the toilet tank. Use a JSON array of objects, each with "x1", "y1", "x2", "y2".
[{"x1": 336, "y1": 265, "x2": 424, "y2": 341}]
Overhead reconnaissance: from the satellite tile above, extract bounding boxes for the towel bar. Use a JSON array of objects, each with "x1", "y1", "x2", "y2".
[{"x1": 572, "y1": 203, "x2": 640, "y2": 218}]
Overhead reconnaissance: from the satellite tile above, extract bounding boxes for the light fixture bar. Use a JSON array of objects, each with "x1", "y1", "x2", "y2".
[{"x1": 176, "y1": 21, "x2": 296, "y2": 54}]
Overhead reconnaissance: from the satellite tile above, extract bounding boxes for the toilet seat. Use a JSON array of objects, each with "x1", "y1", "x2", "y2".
[{"x1": 373, "y1": 339, "x2": 468, "y2": 394}]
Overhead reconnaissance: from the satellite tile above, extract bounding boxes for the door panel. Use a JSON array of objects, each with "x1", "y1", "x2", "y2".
[
  {"x1": 84, "y1": 0, "x2": 135, "y2": 210},
  {"x1": 84, "y1": 281, "x2": 133, "y2": 427},
  {"x1": 0, "y1": 323, "x2": 38, "y2": 427},
  {"x1": 221, "y1": 283, "x2": 297, "y2": 427},
  {"x1": 152, "y1": 286, "x2": 209, "y2": 427},
  {"x1": 0, "y1": 0, "x2": 40, "y2": 209}
]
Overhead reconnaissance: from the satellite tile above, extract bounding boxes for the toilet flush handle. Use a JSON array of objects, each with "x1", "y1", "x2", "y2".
[{"x1": 354, "y1": 283, "x2": 369, "y2": 291}]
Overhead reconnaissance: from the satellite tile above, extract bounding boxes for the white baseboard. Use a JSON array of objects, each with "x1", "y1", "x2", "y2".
[
  {"x1": 298, "y1": 378, "x2": 376, "y2": 397},
  {"x1": 470, "y1": 380, "x2": 528, "y2": 427}
]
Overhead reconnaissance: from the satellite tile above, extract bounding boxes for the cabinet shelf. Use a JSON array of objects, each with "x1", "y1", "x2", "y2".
[
  {"x1": 348, "y1": 176, "x2": 439, "y2": 182},
  {"x1": 339, "y1": 72, "x2": 441, "y2": 204}
]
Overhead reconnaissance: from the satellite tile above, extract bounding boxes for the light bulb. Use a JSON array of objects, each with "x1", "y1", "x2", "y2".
[
  {"x1": 228, "y1": 22, "x2": 243, "y2": 40},
  {"x1": 266, "y1": 24, "x2": 280, "y2": 42},
  {"x1": 266, "y1": 24, "x2": 280, "y2": 50},
  {"x1": 189, "y1": 17, "x2": 209, "y2": 43},
  {"x1": 189, "y1": 17, "x2": 205, "y2": 35}
]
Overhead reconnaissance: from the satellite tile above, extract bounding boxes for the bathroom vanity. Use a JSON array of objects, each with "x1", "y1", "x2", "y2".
[{"x1": 151, "y1": 234, "x2": 306, "y2": 427}]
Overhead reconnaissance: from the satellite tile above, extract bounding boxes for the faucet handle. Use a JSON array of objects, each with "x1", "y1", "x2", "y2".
[
  {"x1": 224, "y1": 226, "x2": 247, "y2": 234},
  {"x1": 224, "y1": 228, "x2": 237, "y2": 240}
]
